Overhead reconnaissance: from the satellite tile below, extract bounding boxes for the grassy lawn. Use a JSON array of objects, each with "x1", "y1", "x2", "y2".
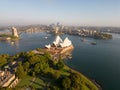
[
  {"x1": 16, "y1": 65, "x2": 99, "y2": 90},
  {"x1": 17, "y1": 75, "x2": 33, "y2": 87},
  {"x1": 59, "y1": 65, "x2": 70, "y2": 76},
  {"x1": 80, "y1": 74, "x2": 99, "y2": 90},
  {"x1": 17, "y1": 75, "x2": 45, "y2": 89},
  {"x1": 30, "y1": 77, "x2": 45, "y2": 89},
  {"x1": 65, "y1": 65, "x2": 99, "y2": 90}
]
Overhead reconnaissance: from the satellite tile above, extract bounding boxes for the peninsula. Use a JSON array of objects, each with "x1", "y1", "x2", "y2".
[{"x1": 0, "y1": 50, "x2": 100, "y2": 90}]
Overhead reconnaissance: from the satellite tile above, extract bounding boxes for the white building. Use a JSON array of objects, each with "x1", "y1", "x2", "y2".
[
  {"x1": 45, "y1": 44, "x2": 51, "y2": 49},
  {"x1": 60, "y1": 37, "x2": 72, "y2": 48},
  {"x1": 45, "y1": 35, "x2": 72, "y2": 49},
  {"x1": 53, "y1": 35, "x2": 63, "y2": 47}
]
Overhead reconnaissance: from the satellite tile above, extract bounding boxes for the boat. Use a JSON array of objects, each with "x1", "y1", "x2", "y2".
[
  {"x1": 68, "y1": 55, "x2": 72, "y2": 59},
  {"x1": 81, "y1": 38, "x2": 85, "y2": 42},
  {"x1": 11, "y1": 42, "x2": 15, "y2": 45},
  {"x1": 91, "y1": 42, "x2": 97, "y2": 45},
  {"x1": 44, "y1": 37, "x2": 48, "y2": 39}
]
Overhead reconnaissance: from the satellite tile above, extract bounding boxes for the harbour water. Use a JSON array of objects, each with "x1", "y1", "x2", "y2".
[{"x1": 0, "y1": 31, "x2": 120, "y2": 90}]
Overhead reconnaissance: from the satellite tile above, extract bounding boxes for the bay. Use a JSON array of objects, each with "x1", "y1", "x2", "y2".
[{"x1": 0, "y1": 31, "x2": 120, "y2": 90}]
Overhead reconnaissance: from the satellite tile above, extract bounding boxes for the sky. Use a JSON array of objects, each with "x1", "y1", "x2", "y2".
[{"x1": 0, "y1": 0, "x2": 120, "y2": 27}]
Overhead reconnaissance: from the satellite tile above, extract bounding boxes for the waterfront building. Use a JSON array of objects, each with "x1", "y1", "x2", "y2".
[
  {"x1": 45, "y1": 44, "x2": 51, "y2": 49},
  {"x1": 53, "y1": 35, "x2": 63, "y2": 47},
  {"x1": 45, "y1": 35, "x2": 72, "y2": 49},
  {"x1": 60, "y1": 37, "x2": 72, "y2": 48},
  {"x1": 44, "y1": 35, "x2": 73, "y2": 61},
  {"x1": 0, "y1": 70, "x2": 18, "y2": 88}
]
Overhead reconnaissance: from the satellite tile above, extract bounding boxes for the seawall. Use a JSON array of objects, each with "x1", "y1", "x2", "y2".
[{"x1": 60, "y1": 45, "x2": 74, "y2": 54}]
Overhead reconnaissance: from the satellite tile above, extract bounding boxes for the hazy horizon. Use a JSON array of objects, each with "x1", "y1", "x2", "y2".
[{"x1": 0, "y1": 0, "x2": 120, "y2": 27}]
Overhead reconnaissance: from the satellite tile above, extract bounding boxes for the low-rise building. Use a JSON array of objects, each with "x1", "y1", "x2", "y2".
[{"x1": 0, "y1": 70, "x2": 18, "y2": 88}]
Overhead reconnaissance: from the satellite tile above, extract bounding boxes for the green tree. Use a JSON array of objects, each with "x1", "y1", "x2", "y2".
[
  {"x1": 69, "y1": 73, "x2": 81, "y2": 89},
  {"x1": 23, "y1": 61, "x2": 30, "y2": 72},
  {"x1": 62, "y1": 77, "x2": 71, "y2": 90},
  {"x1": 34, "y1": 63, "x2": 40, "y2": 74},
  {"x1": 32, "y1": 71, "x2": 35, "y2": 77},
  {"x1": 29, "y1": 55, "x2": 47, "y2": 65},
  {"x1": 56, "y1": 60, "x2": 64, "y2": 70},
  {"x1": 19, "y1": 51, "x2": 34, "y2": 60},
  {"x1": 51, "y1": 71, "x2": 60, "y2": 80},
  {"x1": 0, "y1": 54, "x2": 9, "y2": 67},
  {"x1": 34, "y1": 60, "x2": 49, "y2": 74},
  {"x1": 49, "y1": 85, "x2": 60, "y2": 90},
  {"x1": 16, "y1": 62, "x2": 26, "y2": 79},
  {"x1": 44, "y1": 52, "x2": 51, "y2": 60}
]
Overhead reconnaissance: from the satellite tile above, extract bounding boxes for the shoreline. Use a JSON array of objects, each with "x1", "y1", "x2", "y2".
[
  {"x1": 0, "y1": 37, "x2": 19, "y2": 41},
  {"x1": 32, "y1": 47, "x2": 102, "y2": 90},
  {"x1": 0, "y1": 48, "x2": 102, "y2": 90},
  {"x1": 64, "y1": 64, "x2": 102, "y2": 90},
  {"x1": 31, "y1": 47, "x2": 102, "y2": 90}
]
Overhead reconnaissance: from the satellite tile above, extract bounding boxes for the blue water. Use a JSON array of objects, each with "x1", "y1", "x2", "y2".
[
  {"x1": 65, "y1": 34, "x2": 120, "y2": 90},
  {"x1": 0, "y1": 31, "x2": 120, "y2": 90},
  {"x1": 0, "y1": 32, "x2": 54, "y2": 55}
]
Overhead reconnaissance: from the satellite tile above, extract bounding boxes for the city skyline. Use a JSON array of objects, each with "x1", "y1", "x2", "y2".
[{"x1": 0, "y1": 0, "x2": 120, "y2": 27}]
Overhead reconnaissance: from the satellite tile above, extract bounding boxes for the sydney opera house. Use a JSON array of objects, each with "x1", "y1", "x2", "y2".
[
  {"x1": 44, "y1": 35, "x2": 74, "y2": 60},
  {"x1": 45, "y1": 35, "x2": 72, "y2": 49}
]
